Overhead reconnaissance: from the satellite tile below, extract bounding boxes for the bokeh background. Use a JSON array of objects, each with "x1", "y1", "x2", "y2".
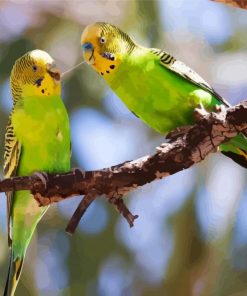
[{"x1": 0, "y1": 0, "x2": 246, "y2": 295}]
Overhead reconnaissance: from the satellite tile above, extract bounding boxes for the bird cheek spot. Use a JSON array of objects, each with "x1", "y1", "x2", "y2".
[{"x1": 35, "y1": 78, "x2": 43, "y2": 87}]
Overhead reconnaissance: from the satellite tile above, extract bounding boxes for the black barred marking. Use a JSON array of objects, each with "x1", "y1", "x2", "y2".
[
  {"x1": 10, "y1": 52, "x2": 43, "y2": 104},
  {"x1": 150, "y1": 48, "x2": 230, "y2": 107},
  {"x1": 4, "y1": 117, "x2": 21, "y2": 177},
  {"x1": 110, "y1": 65, "x2": 115, "y2": 69},
  {"x1": 151, "y1": 48, "x2": 176, "y2": 66},
  {"x1": 97, "y1": 22, "x2": 136, "y2": 54},
  {"x1": 101, "y1": 72, "x2": 104, "y2": 75},
  {"x1": 4, "y1": 115, "x2": 21, "y2": 246},
  {"x1": 161, "y1": 55, "x2": 175, "y2": 65},
  {"x1": 106, "y1": 70, "x2": 110, "y2": 74}
]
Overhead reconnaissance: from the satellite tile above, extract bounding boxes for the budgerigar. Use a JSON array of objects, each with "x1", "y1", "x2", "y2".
[
  {"x1": 81, "y1": 22, "x2": 247, "y2": 168},
  {"x1": 3, "y1": 50, "x2": 71, "y2": 296}
]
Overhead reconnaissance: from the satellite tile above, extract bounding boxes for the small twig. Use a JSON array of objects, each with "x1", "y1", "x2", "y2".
[
  {"x1": 210, "y1": 0, "x2": 247, "y2": 9},
  {"x1": 108, "y1": 197, "x2": 139, "y2": 227},
  {"x1": 65, "y1": 192, "x2": 97, "y2": 235},
  {"x1": 0, "y1": 101, "x2": 246, "y2": 232}
]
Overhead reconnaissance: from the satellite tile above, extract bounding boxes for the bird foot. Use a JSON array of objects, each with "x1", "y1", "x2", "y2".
[
  {"x1": 213, "y1": 104, "x2": 227, "y2": 113},
  {"x1": 166, "y1": 125, "x2": 193, "y2": 141},
  {"x1": 32, "y1": 171, "x2": 50, "y2": 206},
  {"x1": 71, "y1": 167, "x2": 86, "y2": 179},
  {"x1": 194, "y1": 104, "x2": 208, "y2": 122},
  {"x1": 33, "y1": 171, "x2": 49, "y2": 190}
]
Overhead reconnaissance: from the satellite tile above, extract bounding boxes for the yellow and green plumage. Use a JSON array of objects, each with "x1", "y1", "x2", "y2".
[
  {"x1": 81, "y1": 22, "x2": 247, "y2": 168},
  {"x1": 4, "y1": 50, "x2": 71, "y2": 296}
]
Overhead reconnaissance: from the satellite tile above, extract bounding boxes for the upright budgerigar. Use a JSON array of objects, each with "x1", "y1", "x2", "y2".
[
  {"x1": 4, "y1": 50, "x2": 71, "y2": 296},
  {"x1": 81, "y1": 22, "x2": 247, "y2": 168}
]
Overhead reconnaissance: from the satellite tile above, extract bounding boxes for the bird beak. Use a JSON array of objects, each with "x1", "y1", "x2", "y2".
[
  {"x1": 81, "y1": 42, "x2": 95, "y2": 65},
  {"x1": 47, "y1": 63, "x2": 61, "y2": 82}
]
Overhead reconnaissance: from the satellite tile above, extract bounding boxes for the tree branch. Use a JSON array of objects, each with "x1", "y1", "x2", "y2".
[
  {"x1": 210, "y1": 0, "x2": 247, "y2": 9},
  {"x1": 0, "y1": 101, "x2": 247, "y2": 233}
]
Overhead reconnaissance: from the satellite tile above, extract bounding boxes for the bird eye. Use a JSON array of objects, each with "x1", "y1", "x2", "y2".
[
  {"x1": 32, "y1": 65, "x2": 38, "y2": 72},
  {"x1": 100, "y1": 36, "x2": 106, "y2": 44}
]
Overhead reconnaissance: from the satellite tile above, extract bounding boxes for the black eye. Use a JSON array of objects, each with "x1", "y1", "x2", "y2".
[
  {"x1": 100, "y1": 36, "x2": 106, "y2": 44},
  {"x1": 32, "y1": 65, "x2": 37, "y2": 72}
]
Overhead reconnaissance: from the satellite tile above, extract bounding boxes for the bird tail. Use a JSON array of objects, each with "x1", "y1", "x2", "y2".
[
  {"x1": 221, "y1": 134, "x2": 247, "y2": 168},
  {"x1": 4, "y1": 252, "x2": 24, "y2": 296},
  {"x1": 222, "y1": 149, "x2": 247, "y2": 168}
]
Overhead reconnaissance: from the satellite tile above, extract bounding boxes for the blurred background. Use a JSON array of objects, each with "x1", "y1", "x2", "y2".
[{"x1": 0, "y1": 0, "x2": 246, "y2": 295}]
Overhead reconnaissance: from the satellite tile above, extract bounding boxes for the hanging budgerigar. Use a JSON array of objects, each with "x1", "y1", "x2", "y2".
[
  {"x1": 81, "y1": 22, "x2": 247, "y2": 168},
  {"x1": 4, "y1": 50, "x2": 71, "y2": 296}
]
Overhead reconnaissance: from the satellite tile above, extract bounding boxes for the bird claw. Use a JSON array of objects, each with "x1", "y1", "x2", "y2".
[
  {"x1": 71, "y1": 167, "x2": 85, "y2": 178},
  {"x1": 213, "y1": 104, "x2": 227, "y2": 113},
  {"x1": 32, "y1": 171, "x2": 50, "y2": 203},
  {"x1": 194, "y1": 104, "x2": 208, "y2": 122},
  {"x1": 166, "y1": 125, "x2": 193, "y2": 141},
  {"x1": 33, "y1": 171, "x2": 49, "y2": 190}
]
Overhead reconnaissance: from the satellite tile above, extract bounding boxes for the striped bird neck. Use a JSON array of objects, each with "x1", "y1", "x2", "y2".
[{"x1": 10, "y1": 54, "x2": 33, "y2": 104}]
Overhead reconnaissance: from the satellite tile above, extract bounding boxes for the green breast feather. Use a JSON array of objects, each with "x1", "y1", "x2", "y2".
[
  {"x1": 9, "y1": 94, "x2": 70, "y2": 257},
  {"x1": 108, "y1": 48, "x2": 225, "y2": 134}
]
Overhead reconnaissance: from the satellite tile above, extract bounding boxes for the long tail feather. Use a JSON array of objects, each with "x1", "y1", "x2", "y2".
[
  {"x1": 4, "y1": 254, "x2": 24, "y2": 296},
  {"x1": 222, "y1": 148, "x2": 247, "y2": 169}
]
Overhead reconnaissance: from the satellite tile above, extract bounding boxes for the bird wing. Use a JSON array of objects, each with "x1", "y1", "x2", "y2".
[
  {"x1": 4, "y1": 117, "x2": 22, "y2": 246},
  {"x1": 150, "y1": 48, "x2": 230, "y2": 107}
]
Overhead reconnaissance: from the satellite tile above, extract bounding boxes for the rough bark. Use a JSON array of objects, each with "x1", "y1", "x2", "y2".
[
  {"x1": 211, "y1": 0, "x2": 247, "y2": 9},
  {"x1": 0, "y1": 101, "x2": 246, "y2": 233}
]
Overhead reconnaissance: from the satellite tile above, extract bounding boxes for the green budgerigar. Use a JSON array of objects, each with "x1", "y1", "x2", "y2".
[
  {"x1": 81, "y1": 22, "x2": 247, "y2": 168},
  {"x1": 4, "y1": 50, "x2": 71, "y2": 296}
]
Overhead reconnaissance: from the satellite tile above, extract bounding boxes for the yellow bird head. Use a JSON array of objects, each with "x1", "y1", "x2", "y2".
[
  {"x1": 81, "y1": 22, "x2": 136, "y2": 77},
  {"x1": 10, "y1": 50, "x2": 61, "y2": 102}
]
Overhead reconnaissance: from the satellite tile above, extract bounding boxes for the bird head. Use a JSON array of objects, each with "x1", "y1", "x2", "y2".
[
  {"x1": 10, "y1": 49, "x2": 61, "y2": 102},
  {"x1": 81, "y1": 22, "x2": 136, "y2": 77}
]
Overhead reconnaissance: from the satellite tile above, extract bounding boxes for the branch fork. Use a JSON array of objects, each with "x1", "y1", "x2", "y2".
[{"x1": 0, "y1": 101, "x2": 246, "y2": 234}]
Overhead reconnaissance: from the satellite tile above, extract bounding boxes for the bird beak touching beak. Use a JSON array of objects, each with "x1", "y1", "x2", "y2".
[
  {"x1": 47, "y1": 63, "x2": 61, "y2": 82},
  {"x1": 82, "y1": 42, "x2": 95, "y2": 65}
]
